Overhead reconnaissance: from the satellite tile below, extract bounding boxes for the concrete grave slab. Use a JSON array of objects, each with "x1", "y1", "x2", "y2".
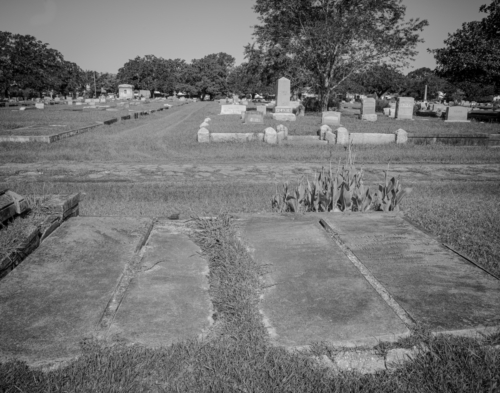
[
  {"x1": 0, "y1": 216, "x2": 152, "y2": 367},
  {"x1": 108, "y1": 221, "x2": 212, "y2": 347},
  {"x1": 237, "y1": 215, "x2": 409, "y2": 347},
  {"x1": 321, "y1": 213, "x2": 500, "y2": 332}
]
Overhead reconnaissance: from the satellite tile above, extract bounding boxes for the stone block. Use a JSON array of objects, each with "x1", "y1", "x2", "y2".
[
  {"x1": 389, "y1": 108, "x2": 396, "y2": 118},
  {"x1": 256, "y1": 105, "x2": 266, "y2": 115},
  {"x1": 264, "y1": 127, "x2": 277, "y2": 144},
  {"x1": 360, "y1": 114, "x2": 378, "y2": 121},
  {"x1": 395, "y1": 128, "x2": 408, "y2": 144},
  {"x1": 5, "y1": 191, "x2": 29, "y2": 214},
  {"x1": 319, "y1": 124, "x2": 332, "y2": 140},
  {"x1": 325, "y1": 130, "x2": 336, "y2": 144},
  {"x1": 35, "y1": 103, "x2": 44, "y2": 110},
  {"x1": 277, "y1": 130, "x2": 286, "y2": 144},
  {"x1": 198, "y1": 128, "x2": 210, "y2": 143},
  {"x1": 335, "y1": 127, "x2": 349, "y2": 145},
  {"x1": 241, "y1": 111, "x2": 246, "y2": 120},
  {"x1": 350, "y1": 133, "x2": 395, "y2": 144},
  {"x1": 383, "y1": 108, "x2": 390, "y2": 116},
  {"x1": 276, "y1": 124, "x2": 288, "y2": 138},
  {"x1": 272, "y1": 113, "x2": 296, "y2": 121}
]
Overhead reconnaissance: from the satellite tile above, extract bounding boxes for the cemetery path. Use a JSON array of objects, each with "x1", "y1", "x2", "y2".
[{"x1": 1, "y1": 162, "x2": 499, "y2": 184}]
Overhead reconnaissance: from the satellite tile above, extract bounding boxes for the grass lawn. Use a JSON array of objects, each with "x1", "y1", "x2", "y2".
[
  {"x1": 0, "y1": 101, "x2": 499, "y2": 391},
  {"x1": 207, "y1": 104, "x2": 500, "y2": 135},
  {"x1": 1, "y1": 102, "x2": 499, "y2": 164},
  {"x1": 0, "y1": 101, "x2": 172, "y2": 136}
]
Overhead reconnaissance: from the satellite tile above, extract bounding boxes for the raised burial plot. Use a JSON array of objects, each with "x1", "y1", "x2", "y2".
[{"x1": 237, "y1": 213, "x2": 499, "y2": 347}]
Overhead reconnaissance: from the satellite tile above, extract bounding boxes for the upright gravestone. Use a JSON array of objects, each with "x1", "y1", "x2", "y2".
[
  {"x1": 67, "y1": 98, "x2": 73, "y2": 106},
  {"x1": 445, "y1": 106, "x2": 470, "y2": 123},
  {"x1": 322, "y1": 111, "x2": 341, "y2": 126},
  {"x1": 360, "y1": 98, "x2": 377, "y2": 121},
  {"x1": 274, "y1": 77, "x2": 293, "y2": 114},
  {"x1": 273, "y1": 77, "x2": 296, "y2": 120},
  {"x1": 396, "y1": 97, "x2": 415, "y2": 120}
]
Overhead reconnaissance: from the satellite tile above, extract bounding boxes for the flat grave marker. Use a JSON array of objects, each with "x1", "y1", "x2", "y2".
[{"x1": 321, "y1": 213, "x2": 500, "y2": 332}]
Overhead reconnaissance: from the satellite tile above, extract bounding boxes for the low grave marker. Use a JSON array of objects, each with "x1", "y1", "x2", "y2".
[
  {"x1": 244, "y1": 112, "x2": 264, "y2": 124},
  {"x1": 220, "y1": 104, "x2": 247, "y2": 115},
  {"x1": 322, "y1": 111, "x2": 341, "y2": 126},
  {"x1": 256, "y1": 105, "x2": 266, "y2": 116},
  {"x1": 445, "y1": 106, "x2": 470, "y2": 123}
]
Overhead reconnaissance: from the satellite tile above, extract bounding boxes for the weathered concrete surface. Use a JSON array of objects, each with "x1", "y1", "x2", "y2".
[
  {"x1": 321, "y1": 213, "x2": 500, "y2": 332},
  {"x1": 0, "y1": 216, "x2": 151, "y2": 367},
  {"x1": 237, "y1": 215, "x2": 409, "y2": 347},
  {"x1": 108, "y1": 221, "x2": 212, "y2": 347}
]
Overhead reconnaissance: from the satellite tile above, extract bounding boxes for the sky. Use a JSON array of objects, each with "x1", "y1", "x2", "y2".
[{"x1": 0, "y1": 0, "x2": 489, "y2": 75}]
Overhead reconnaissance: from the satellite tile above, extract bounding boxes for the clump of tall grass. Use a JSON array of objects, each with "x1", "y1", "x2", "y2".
[{"x1": 272, "y1": 144, "x2": 412, "y2": 213}]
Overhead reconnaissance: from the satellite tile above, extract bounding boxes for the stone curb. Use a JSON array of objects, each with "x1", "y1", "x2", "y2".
[
  {"x1": 0, "y1": 105, "x2": 169, "y2": 144},
  {"x1": 0, "y1": 192, "x2": 81, "y2": 280}
]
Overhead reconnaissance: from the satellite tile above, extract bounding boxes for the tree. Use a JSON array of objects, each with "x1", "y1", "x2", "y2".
[
  {"x1": 0, "y1": 31, "x2": 65, "y2": 97},
  {"x1": 57, "y1": 61, "x2": 84, "y2": 97},
  {"x1": 348, "y1": 64, "x2": 408, "y2": 98},
  {"x1": 185, "y1": 53, "x2": 235, "y2": 99},
  {"x1": 403, "y1": 67, "x2": 456, "y2": 100},
  {"x1": 118, "y1": 55, "x2": 168, "y2": 97},
  {"x1": 251, "y1": 0, "x2": 428, "y2": 110},
  {"x1": 431, "y1": 1, "x2": 500, "y2": 94}
]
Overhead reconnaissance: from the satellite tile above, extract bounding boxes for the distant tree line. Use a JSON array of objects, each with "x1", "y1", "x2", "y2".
[{"x1": 1, "y1": 1, "x2": 497, "y2": 104}]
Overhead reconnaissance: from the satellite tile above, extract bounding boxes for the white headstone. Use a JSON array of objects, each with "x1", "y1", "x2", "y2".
[
  {"x1": 396, "y1": 97, "x2": 415, "y2": 120},
  {"x1": 220, "y1": 104, "x2": 247, "y2": 115}
]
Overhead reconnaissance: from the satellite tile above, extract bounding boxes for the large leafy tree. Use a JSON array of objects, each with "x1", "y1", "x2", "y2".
[
  {"x1": 58, "y1": 61, "x2": 84, "y2": 97},
  {"x1": 118, "y1": 55, "x2": 189, "y2": 97},
  {"x1": 251, "y1": 0, "x2": 428, "y2": 110},
  {"x1": 431, "y1": 1, "x2": 500, "y2": 95},
  {"x1": 349, "y1": 64, "x2": 408, "y2": 98},
  {"x1": 403, "y1": 67, "x2": 457, "y2": 100},
  {"x1": 242, "y1": 43, "x2": 312, "y2": 98},
  {"x1": 0, "y1": 31, "x2": 65, "y2": 97},
  {"x1": 185, "y1": 53, "x2": 235, "y2": 99}
]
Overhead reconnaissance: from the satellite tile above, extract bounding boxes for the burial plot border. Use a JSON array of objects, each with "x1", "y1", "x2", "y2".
[{"x1": 0, "y1": 107, "x2": 168, "y2": 143}]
